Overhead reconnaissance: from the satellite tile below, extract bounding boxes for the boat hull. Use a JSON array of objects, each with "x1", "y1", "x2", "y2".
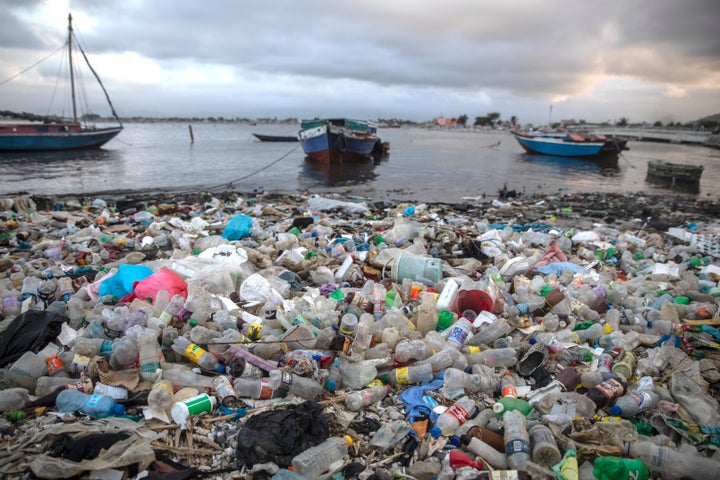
[
  {"x1": 0, "y1": 125, "x2": 122, "y2": 152},
  {"x1": 299, "y1": 123, "x2": 379, "y2": 163},
  {"x1": 252, "y1": 133, "x2": 298, "y2": 142},
  {"x1": 513, "y1": 133, "x2": 605, "y2": 157}
]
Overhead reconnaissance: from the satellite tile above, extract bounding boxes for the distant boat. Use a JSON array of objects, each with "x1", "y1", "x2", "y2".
[
  {"x1": 0, "y1": 14, "x2": 122, "y2": 152},
  {"x1": 647, "y1": 160, "x2": 703, "y2": 186},
  {"x1": 298, "y1": 118, "x2": 383, "y2": 163},
  {"x1": 252, "y1": 133, "x2": 298, "y2": 142},
  {"x1": 511, "y1": 130, "x2": 628, "y2": 158}
]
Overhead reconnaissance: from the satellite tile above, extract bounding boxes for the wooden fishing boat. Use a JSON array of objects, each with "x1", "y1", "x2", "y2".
[
  {"x1": 512, "y1": 130, "x2": 628, "y2": 158},
  {"x1": 252, "y1": 133, "x2": 298, "y2": 142},
  {"x1": 0, "y1": 14, "x2": 122, "y2": 152},
  {"x1": 646, "y1": 160, "x2": 703, "y2": 186},
  {"x1": 298, "y1": 118, "x2": 383, "y2": 163}
]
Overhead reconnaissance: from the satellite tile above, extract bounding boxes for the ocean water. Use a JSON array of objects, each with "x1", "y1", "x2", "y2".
[{"x1": 0, "y1": 122, "x2": 718, "y2": 204}]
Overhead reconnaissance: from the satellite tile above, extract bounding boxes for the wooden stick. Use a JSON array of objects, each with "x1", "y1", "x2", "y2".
[{"x1": 151, "y1": 442, "x2": 213, "y2": 456}]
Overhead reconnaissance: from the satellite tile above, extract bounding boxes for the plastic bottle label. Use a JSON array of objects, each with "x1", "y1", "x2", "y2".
[
  {"x1": 395, "y1": 367, "x2": 410, "y2": 384},
  {"x1": 360, "y1": 389, "x2": 374, "y2": 405},
  {"x1": 183, "y1": 343, "x2": 207, "y2": 364},
  {"x1": 466, "y1": 345, "x2": 481, "y2": 354},
  {"x1": 180, "y1": 393, "x2": 214, "y2": 416},
  {"x1": 446, "y1": 403, "x2": 470, "y2": 424},
  {"x1": 447, "y1": 323, "x2": 470, "y2": 347},
  {"x1": 86, "y1": 393, "x2": 103, "y2": 408},
  {"x1": 46, "y1": 355, "x2": 64, "y2": 375},
  {"x1": 159, "y1": 311, "x2": 173, "y2": 325},
  {"x1": 594, "y1": 378, "x2": 625, "y2": 400},
  {"x1": 505, "y1": 439, "x2": 530, "y2": 456},
  {"x1": 258, "y1": 378, "x2": 275, "y2": 399}
]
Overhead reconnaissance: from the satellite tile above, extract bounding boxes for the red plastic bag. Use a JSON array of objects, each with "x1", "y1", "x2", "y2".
[{"x1": 128, "y1": 267, "x2": 188, "y2": 303}]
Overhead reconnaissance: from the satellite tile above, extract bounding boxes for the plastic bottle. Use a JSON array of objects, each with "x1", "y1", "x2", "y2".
[
  {"x1": 159, "y1": 293, "x2": 185, "y2": 325},
  {"x1": 372, "y1": 283, "x2": 387, "y2": 321},
  {"x1": 493, "y1": 397, "x2": 532, "y2": 416},
  {"x1": 233, "y1": 377, "x2": 278, "y2": 400},
  {"x1": 147, "y1": 379, "x2": 175, "y2": 412},
  {"x1": 609, "y1": 389, "x2": 659, "y2": 418},
  {"x1": 20, "y1": 276, "x2": 41, "y2": 302},
  {"x1": 581, "y1": 370, "x2": 621, "y2": 389},
  {"x1": 345, "y1": 385, "x2": 391, "y2": 411},
  {"x1": 416, "y1": 292, "x2": 438, "y2": 334},
  {"x1": 461, "y1": 436, "x2": 509, "y2": 469},
  {"x1": 528, "y1": 423, "x2": 561, "y2": 467},
  {"x1": 338, "y1": 359, "x2": 377, "y2": 390},
  {"x1": 468, "y1": 319, "x2": 511, "y2": 346},
  {"x1": 556, "y1": 346, "x2": 595, "y2": 366},
  {"x1": 109, "y1": 336, "x2": 139, "y2": 371},
  {"x1": 268, "y1": 369, "x2": 325, "y2": 400},
  {"x1": 93, "y1": 382, "x2": 129, "y2": 400},
  {"x1": 500, "y1": 372, "x2": 517, "y2": 398},
  {"x1": 465, "y1": 347, "x2": 518, "y2": 368},
  {"x1": 171, "y1": 336, "x2": 220, "y2": 372},
  {"x1": 394, "y1": 339, "x2": 433, "y2": 363},
  {"x1": 161, "y1": 363, "x2": 214, "y2": 390},
  {"x1": 593, "y1": 456, "x2": 649, "y2": 480},
  {"x1": 625, "y1": 439, "x2": 720, "y2": 478},
  {"x1": 170, "y1": 393, "x2": 217, "y2": 428},
  {"x1": 339, "y1": 313, "x2": 358, "y2": 336},
  {"x1": 434, "y1": 396, "x2": 478, "y2": 436},
  {"x1": 377, "y1": 363, "x2": 434, "y2": 385},
  {"x1": 446, "y1": 316, "x2": 474, "y2": 349},
  {"x1": 442, "y1": 367, "x2": 497, "y2": 394},
  {"x1": 611, "y1": 350, "x2": 636, "y2": 380},
  {"x1": 291, "y1": 436, "x2": 353, "y2": 479},
  {"x1": 503, "y1": 409, "x2": 530, "y2": 469},
  {"x1": 350, "y1": 313, "x2": 374, "y2": 358},
  {"x1": 0, "y1": 388, "x2": 29, "y2": 412},
  {"x1": 228, "y1": 344, "x2": 279, "y2": 373},
  {"x1": 586, "y1": 376, "x2": 626, "y2": 409},
  {"x1": 56, "y1": 389, "x2": 125, "y2": 419}
]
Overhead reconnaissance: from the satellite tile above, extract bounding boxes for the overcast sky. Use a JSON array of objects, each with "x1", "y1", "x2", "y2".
[{"x1": 1, "y1": 0, "x2": 719, "y2": 125}]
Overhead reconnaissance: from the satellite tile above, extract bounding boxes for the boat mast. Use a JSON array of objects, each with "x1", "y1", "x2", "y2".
[{"x1": 68, "y1": 13, "x2": 77, "y2": 123}]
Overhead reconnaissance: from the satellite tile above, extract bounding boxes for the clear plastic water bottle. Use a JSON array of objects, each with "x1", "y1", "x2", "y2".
[
  {"x1": 442, "y1": 367, "x2": 496, "y2": 394},
  {"x1": 446, "y1": 317, "x2": 474, "y2": 349},
  {"x1": 625, "y1": 439, "x2": 720, "y2": 478},
  {"x1": 56, "y1": 389, "x2": 125, "y2": 418},
  {"x1": 268, "y1": 369, "x2": 325, "y2": 400},
  {"x1": 338, "y1": 359, "x2": 377, "y2": 390},
  {"x1": 468, "y1": 319, "x2": 512, "y2": 346},
  {"x1": 171, "y1": 336, "x2": 220, "y2": 372},
  {"x1": 290, "y1": 436, "x2": 353, "y2": 478},
  {"x1": 138, "y1": 328, "x2": 164, "y2": 381},
  {"x1": 345, "y1": 385, "x2": 391, "y2": 411},
  {"x1": 159, "y1": 294, "x2": 185, "y2": 325},
  {"x1": 109, "y1": 336, "x2": 139, "y2": 371},
  {"x1": 434, "y1": 396, "x2": 477, "y2": 436},
  {"x1": 465, "y1": 347, "x2": 518, "y2": 368},
  {"x1": 377, "y1": 363, "x2": 433, "y2": 385},
  {"x1": 0, "y1": 388, "x2": 29, "y2": 412},
  {"x1": 528, "y1": 423, "x2": 561, "y2": 467},
  {"x1": 233, "y1": 377, "x2": 278, "y2": 400},
  {"x1": 394, "y1": 339, "x2": 433, "y2": 363},
  {"x1": 503, "y1": 409, "x2": 530, "y2": 469},
  {"x1": 609, "y1": 389, "x2": 659, "y2": 418},
  {"x1": 147, "y1": 379, "x2": 175, "y2": 412}
]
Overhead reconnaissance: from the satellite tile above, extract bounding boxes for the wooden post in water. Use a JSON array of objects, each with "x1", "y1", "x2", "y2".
[{"x1": 188, "y1": 124, "x2": 194, "y2": 144}]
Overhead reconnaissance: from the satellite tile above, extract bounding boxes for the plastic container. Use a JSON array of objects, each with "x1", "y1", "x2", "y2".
[
  {"x1": 394, "y1": 339, "x2": 433, "y2": 363},
  {"x1": 442, "y1": 367, "x2": 497, "y2": 394},
  {"x1": 611, "y1": 350, "x2": 636, "y2": 380},
  {"x1": 171, "y1": 393, "x2": 217, "y2": 428},
  {"x1": 434, "y1": 396, "x2": 478, "y2": 436},
  {"x1": 593, "y1": 456, "x2": 650, "y2": 480},
  {"x1": 415, "y1": 292, "x2": 438, "y2": 334},
  {"x1": 171, "y1": 336, "x2": 220, "y2": 372},
  {"x1": 268, "y1": 370, "x2": 325, "y2": 400},
  {"x1": 56, "y1": 389, "x2": 125, "y2": 419},
  {"x1": 345, "y1": 385, "x2": 391, "y2": 411},
  {"x1": 338, "y1": 359, "x2": 377, "y2": 390},
  {"x1": 609, "y1": 389, "x2": 659, "y2": 417},
  {"x1": 528, "y1": 423, "x2": 561, "y2": 467},
  {"x1": 391, "y1": 255, "x2": 442, "y2": 284},
  {"x1": 465, "y1": 347, "x2": 518, "y2": 368},
  {"x1": 503, "y1": 409, "x2": 530, "y2": 469},
  {"x1": 461, "y1": 436, "x2": 508, "y2": 469},
  {"x1": 93, "y1": 382, "x2": 129, "y2": 400},
  {"x1": 233, "y1": 377, "x2": 278, "y2": 400},
  {"x1": 377, "y1": 363, "x2": 434, "y2": 385},
  {"x1": 291, "y1": 436, "x2": 352, "y2": 479},
  {"x1": 625, "y1": 439, "x2": 720, "y2": 478},
  {"x1": 446, "y1": 317, "x2": 474, "y2": 349}
]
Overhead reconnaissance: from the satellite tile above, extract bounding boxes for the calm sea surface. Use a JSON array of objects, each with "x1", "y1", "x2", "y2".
[{"x1": 1, "y1": 122, "x2": 718, "y2": 204}]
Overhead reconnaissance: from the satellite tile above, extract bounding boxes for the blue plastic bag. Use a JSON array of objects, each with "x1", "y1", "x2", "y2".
[
  {"x1": 222, "y1": 214, "x2": 253, "y2": 240},
  {"x1": 99, "y1": 264, "x2": 153, "y2": 300}
]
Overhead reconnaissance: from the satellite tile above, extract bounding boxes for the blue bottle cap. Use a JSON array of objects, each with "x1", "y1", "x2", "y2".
[
  {"x1": 216, "y1": 365, "x2": 226, "y2": 374},
  {"x1": 529, "y1": 338, "x2": 537, "y2": 345},
  {"x1": 449, "y1": 436, "x2": 461, "y2": 447},
  {"x1": 609, "y1": 405, "x2": 622, "y2": 416},
  {"x1": 114, "y1": 404, "x2": 126, "y2": 416},
  {"x1": 325, "y1": 379, "x2": 337, "y2": 392},
  {"x1": 429, "y1": 427, "x2": 442, "y2": 438}
]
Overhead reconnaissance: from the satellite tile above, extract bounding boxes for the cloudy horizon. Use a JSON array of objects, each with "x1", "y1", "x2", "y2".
[{"x1": 1, "y1": 0, "x2": 719, "y2": 126}]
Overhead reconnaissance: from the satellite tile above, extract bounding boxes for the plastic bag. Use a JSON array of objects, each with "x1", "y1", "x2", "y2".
[
  {"x1": 98, "y1": 264, "x2": 153, "y2": 300},
  {"x1": 131, "y1": 267, "x2": 188, "y2": 303},
  {"x1": 236, "y1": 400, "x2": 329, "y2": 468},
  {"x1": 222, "y1": 214, "x2": 254, "y2": 241}
]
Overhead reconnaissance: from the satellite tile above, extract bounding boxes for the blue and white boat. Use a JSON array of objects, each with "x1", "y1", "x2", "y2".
[
  {"x1": 298, "y1": 118, "x2": 382, "y2": 163},
  {"x1": 0, "y1": 14, "x2": 122, "y2": 152},
  {"x1": 512, "y1": 130, "x2": 628, "y2": 158}
]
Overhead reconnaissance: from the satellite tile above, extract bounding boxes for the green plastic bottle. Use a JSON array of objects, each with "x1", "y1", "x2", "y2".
[
  {"x1": 593, "y1": 456, "x2": 649, "y2": 480},
  {"x1": 492, "y1": 396, "x2": 532, "y2": 416}
]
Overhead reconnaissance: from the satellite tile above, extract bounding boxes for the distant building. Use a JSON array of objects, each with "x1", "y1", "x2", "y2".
[{"x1": 435, "y1": 117, "x2": 458, "y2": 127}]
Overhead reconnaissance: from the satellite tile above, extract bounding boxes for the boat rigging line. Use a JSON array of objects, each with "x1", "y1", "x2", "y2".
[
  {"x1": 206, "y1": 143, "x2": 302, "y2": 191},
  {"x1": 0, "y1": 44, "x2": 66, "y2": 87}
]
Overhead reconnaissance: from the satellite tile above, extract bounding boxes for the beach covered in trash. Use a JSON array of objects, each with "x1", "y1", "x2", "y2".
[{"x1": 0, "y1": 189, "x2": 719, "y2": 480}]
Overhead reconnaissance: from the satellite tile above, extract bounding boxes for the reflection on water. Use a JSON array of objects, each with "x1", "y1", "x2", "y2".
[
  {"x1": 645, "y1": 174, "x2": 701, "y2": 194},
  {"x1": 519, "y1": 153, "x2": 620, "y2": 174},
  {"x1": 299, "y1": 155, "x2": 386, "y2": 188}
]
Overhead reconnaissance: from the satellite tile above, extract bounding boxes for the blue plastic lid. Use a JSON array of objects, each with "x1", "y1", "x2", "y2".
[
  {"x1": 114, "y1": 404, "x2": 126, "y2": 416},
  {"x1": 449, "y1": 436, "x2": 461, "y2": 447},
  {"x1": 325, "y1": 379, "x2": 337, "y2": 392},
  {"x1": 429, "y1": 427, "x2": 442, "y2": 438},
  {"x1": 609, "y1": 405, "x2": 622, "y2": 416},
  {"x1": 529, "y1": 338, "x2": 537, "y2": 345},
  {"x1": 216, "y1": 365, "x2": 226, "y2": 374}
]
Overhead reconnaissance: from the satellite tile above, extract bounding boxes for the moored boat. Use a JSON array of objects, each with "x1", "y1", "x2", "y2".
[
  {"x1": 252, "y1": 133, "x2": 298, "y2": 142},
  {"x1": 0, "y1": 14, "x2": 122, "y2": 152},
  {"x1": 511, "y1": 130, "x2": 628, "y2": 158},
  {"x1": 298, "y1": 118, "x2": 382, "y2": 163}
]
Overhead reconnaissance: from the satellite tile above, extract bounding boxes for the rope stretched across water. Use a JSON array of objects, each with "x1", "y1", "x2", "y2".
[{"x1": 206, "y1": 143, "x2": 302, "y2": 191}]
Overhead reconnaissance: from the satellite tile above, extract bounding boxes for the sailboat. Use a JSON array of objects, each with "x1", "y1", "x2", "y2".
[{"x1": 0, "y1": 14, "x2": 122, "y2": 152}]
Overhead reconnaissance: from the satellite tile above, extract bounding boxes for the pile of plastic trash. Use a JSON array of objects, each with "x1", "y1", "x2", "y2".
[{"x1": 0, "y1": 191, "x2": 719, "y2": 480}]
